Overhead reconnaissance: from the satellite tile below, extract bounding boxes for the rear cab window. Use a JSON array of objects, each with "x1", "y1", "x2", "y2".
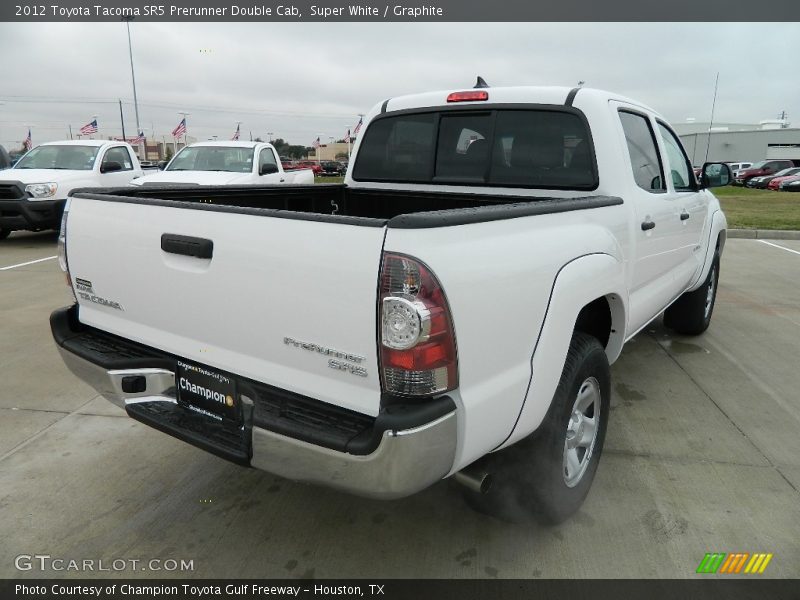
[{"x1": 353, "y1": 107, "x2": 597, "y2": 190}]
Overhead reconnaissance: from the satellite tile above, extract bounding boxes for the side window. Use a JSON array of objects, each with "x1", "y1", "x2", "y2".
[
  {"x1": 259, "y1": 148, "x2": 278, "y2": 173},
  {"x1": 103, "y1": 147, "x2": 133, "y2": 171},
  {"x1": 618, "y1": 111, "x2": 664, "y2": 193},
  {"x1": 657, "y1": 123, "x2": 693, "y2": 191}
]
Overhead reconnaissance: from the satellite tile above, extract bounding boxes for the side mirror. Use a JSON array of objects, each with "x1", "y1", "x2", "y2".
[
  {"x1": 259, "y1": 163, "x2": 279, "y2": 175},
  {"x1": 158, "y1": 160, "x2": 168, "y2": 170},
  {"x1": 100, "y1": 161, "x2": 123, "y2": 174},
  {"x1": 700, "y1": 162, "x2": 732, "y2": 188}
]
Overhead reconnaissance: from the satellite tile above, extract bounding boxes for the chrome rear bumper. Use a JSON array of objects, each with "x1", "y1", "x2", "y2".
[{"x1": 56, "y1": 341, "x2": 457, "y2": 500}]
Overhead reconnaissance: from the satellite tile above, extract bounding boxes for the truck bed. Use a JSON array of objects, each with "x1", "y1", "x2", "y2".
[{"x1": 71, "y1": 184, "x2": 622, "y2": 229}]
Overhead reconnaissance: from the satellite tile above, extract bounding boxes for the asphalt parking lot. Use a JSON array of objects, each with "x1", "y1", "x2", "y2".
[{"x1": 1, "y1": 231, "x2": 798, "y2": 579}]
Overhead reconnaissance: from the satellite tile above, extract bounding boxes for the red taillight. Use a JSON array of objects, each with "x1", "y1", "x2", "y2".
[
  {"x1": 446, "y1": 91, "x2": 489, "y2": 103},
  {"x1": 378, "y1": 253, "x2": 458, "y2": 396}
]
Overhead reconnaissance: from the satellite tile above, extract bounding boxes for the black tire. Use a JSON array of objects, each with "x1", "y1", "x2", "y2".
[
  {"x1": 0, "y1": 229, "x2": 10, "y2": 240},
  {"x1": 462, "y1": 332, "x2": 611, "y2": 524},
  {"x1": 664, "y1": 251, "x2": 720, "y2": 335}
]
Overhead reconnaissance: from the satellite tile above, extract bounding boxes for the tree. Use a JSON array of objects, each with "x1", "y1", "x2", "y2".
[
  {"x1": 335, "y1": 152, "x2": 349, "y2": 160},
  {"x1": 254, "y1": 137, "x2": 263, "y2": 142},
  {"x1": 164, "y1": 146, "x2": 174, "y2": 161}
]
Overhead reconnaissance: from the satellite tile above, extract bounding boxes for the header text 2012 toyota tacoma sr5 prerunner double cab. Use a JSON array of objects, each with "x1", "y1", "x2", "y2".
[{"x1": 51, "y1": 84, "x2": 730, "y2": 523}]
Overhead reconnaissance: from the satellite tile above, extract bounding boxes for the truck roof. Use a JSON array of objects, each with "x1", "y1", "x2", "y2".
[
  {"x1": 380, "y1": 85, "x2": 664, "y2": 120},
  {"x1": 39, "y1": 140, "x2": 128, "y2": 147},
  {"x1": 187, "y1": 141, "x2": 269, "y2": 149}
]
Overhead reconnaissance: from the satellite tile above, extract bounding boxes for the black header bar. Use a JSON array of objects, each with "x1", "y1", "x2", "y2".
[{"x1": 3, "y1": 0, "x2": 800, "y2": 22}]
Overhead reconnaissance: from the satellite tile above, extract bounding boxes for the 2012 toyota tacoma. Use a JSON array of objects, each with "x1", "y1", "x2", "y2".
[
  {"x1": 0, "y1": 140, "x2": 142, "y2": 239},
  {"x1": 51, "y1": 84, "x2": 730, "y2": 523}
]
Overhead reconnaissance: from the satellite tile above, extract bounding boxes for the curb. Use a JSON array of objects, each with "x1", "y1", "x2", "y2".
[{"x1": 728, "y1": 229, "x2": 800, "y2": 240}]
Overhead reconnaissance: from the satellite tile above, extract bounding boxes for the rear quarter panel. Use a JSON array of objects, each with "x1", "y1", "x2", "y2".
[{"x1": 383, "y1": 204, "x2": 628, "y2": 471}]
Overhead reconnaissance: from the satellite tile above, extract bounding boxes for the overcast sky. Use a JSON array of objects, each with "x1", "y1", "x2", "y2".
[{"x1": 0, "y1": 22, "x2": 797, "y2": 149}]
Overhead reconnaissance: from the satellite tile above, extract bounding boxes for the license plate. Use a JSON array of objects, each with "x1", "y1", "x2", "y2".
[{"x1": 175, "y1": 360, "x2": 239, "y2": 423}]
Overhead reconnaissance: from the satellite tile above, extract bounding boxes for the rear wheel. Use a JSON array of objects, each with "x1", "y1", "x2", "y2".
[
  {"x1": 664, "y1": 251, "x2": 720, "y2": 335},
  {"x1": 462, "y1": 332, "x2": 610, "y2": 524},
  {"x1": 0, "y1": 229, "x2": 11, "y2": 240}
]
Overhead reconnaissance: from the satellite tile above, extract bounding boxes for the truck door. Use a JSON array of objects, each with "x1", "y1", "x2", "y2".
[
  {"x1": 98, "y1": 146, "x2": 138, "y2": 186},
  {"x1": 613, "y1": 104, "x2": 688, "y2": 333},
  {"x1": 654, "y1": 121, "x2": 709, "y2": 282},
  {"x1": 256, "y1": 147, "x2": 284, "y2": 183}
]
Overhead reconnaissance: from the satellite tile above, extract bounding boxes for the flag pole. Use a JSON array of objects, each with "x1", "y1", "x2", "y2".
[{"x1": 69, "y1": 124, "x2": 73, "y2": 140}]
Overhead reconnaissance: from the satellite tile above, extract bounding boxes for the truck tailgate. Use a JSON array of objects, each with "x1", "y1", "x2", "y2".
[{"x1": 67, "y1": 197, "x2": 387, "y2": 416}]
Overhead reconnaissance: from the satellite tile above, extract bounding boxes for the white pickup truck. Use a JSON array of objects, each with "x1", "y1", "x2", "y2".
[
  {"x1": 51, "y1": 85, "x2": 730, "y2": 523},
  {"x1": 0, "y1": 140, "x2": 142, "y2": 239},
  {"x1": 130, "y1": 141, "x2": 314, "y2": 187}
]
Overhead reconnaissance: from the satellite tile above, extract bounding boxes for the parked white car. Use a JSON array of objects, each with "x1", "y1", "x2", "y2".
[
  {"x1": 130, "y1": 141, "x2": 314, "y2": 186},
  {"x1": 0, "y1": 140, "x2": 142, "y2": 239},
  {"x1": 726, "y1": 161, "x2": 752, "y2": 174},
  {"x1": 52, "y1": 85, "x2": 730, "y2": 523}
]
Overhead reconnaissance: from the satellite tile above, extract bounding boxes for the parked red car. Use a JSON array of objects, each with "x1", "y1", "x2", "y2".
[
  {"x1": 769, "y1": 174, "x2": 800, "y2": 190},
  {"x1": 297, "y1": 160, "x2": 323, "y2": 176},
  {"x1": 734, "y1": 160, "x2": 795, "y2": 186}
]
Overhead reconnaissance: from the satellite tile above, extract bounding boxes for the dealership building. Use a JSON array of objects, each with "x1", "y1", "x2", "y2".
[{"x1": 675, "y1": 119, "x2": 800, "y2": 166}]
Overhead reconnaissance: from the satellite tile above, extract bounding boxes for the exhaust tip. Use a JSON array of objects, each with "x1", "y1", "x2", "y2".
[{"x1": 453, "y1": 468, "x2": 492, "y2": 494}]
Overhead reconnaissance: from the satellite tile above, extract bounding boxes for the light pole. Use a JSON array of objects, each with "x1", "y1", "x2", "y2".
[
  {"x1": 267, "y1": 132, "x2": 273, "y2": 143},
  {"x1": 123, "y1": 17, "x2": 142, "y2": 156}
]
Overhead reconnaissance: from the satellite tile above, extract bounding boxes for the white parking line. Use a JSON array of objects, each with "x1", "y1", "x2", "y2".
[
  {"x1": 758, "y1": 240, "x2": 800, "y2": 256},
  {"x1": 0, "y1": 256, "x2": 57, "y2": 271}
]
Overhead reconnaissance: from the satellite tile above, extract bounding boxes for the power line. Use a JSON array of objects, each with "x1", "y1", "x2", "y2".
[{"x1": 0, "y1": 95, "x2": 359, "y2": 119}]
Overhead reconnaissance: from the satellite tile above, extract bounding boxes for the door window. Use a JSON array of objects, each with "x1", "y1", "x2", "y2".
[
  {"x1": 259, "y1": 148, "x2": 278, "y2": 173},
  {"x1": 618, "y1": 111, "x2": 664, "y2": 193},
  {"x1": 657, "y1": 123, "x2": 694, "y2": 191},
  {"x1": 103, "y1": 147, "x2": 133, "y2": 171}
]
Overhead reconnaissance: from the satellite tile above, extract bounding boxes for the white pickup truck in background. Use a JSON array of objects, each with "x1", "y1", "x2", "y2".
[
  {"x1": 51, "y1": 85, "x2": 730, "y2": 523},
  {"x1": 130, "y1": 141, "x2": 314, "y2": 187},
  {"x1": 0, "y1": 140, "x2": 142, "y2": 239}
]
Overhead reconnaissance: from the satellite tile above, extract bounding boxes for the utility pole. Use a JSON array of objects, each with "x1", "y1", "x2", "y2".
[
  {"x1": 267, "y1": 132, "x2": 273, "y2": 142},
  {"x1": 123, "y1": 17, "x2": 142, "y2": 156}
]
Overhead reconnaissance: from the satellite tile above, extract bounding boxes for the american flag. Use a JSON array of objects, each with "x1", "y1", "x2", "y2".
[
  {"x1": 344, "y1": 129, "x2": 351, "y2": 143},
  {"x1": 79, "y1": 119, "x2": 98, "y2": 135},
  {"x1": 134, "y1": 131, "x2": 146, "y2": 144},
  {"x1": 172, "y1": 118, "x2": 187, "y2": 139},
  {"x1": 24, "y1": 128, "x2": 32, "y2": 151},
  {"x1": 312, "y1": 137, "x2": 320, "y2": 149},
  {"x1": 352, "y1": 117, "x2": 363, "y2": 136},
  {"x1": 232, "y1": 124, "x2": 240, "y2": 141}
]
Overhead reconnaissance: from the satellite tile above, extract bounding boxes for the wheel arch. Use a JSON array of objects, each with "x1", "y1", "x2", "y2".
[
  {"x1": 496, "y1": 252, "x2": 627, "y2": 450},
  {"x1": 688, "y1": 210, "x2": 727, "y2": 292}
]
